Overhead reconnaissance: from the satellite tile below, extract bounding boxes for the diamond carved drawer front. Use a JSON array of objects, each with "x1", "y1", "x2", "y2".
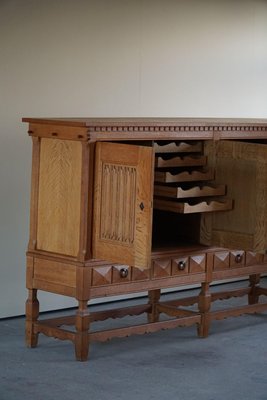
[
  {"x1": 112, "y1": 265, "x2": 131, "y2": 284},
  {"x1": 92, "y1": 266, "x2": 112, "y2": 286},
  {"x1": 229, "y1": 250, "x2": 245, "y2": 268},
  {"x1": 213, "y1": 251, "x2": 230, "y2": 270},
  {"x1": 189, "y1": 254, "x2": 206, "y2": 273},
  {"x1": 171, "y1": 257, "x2": 189, "y2": 276},
  {"x1": 132, "y1": 267, "x2": 150, "y2": 281},
  {"x1": 153, "y1": 259, "x2": 171, "y2": 278},
  {"x1": 246, "y1": 251, "x2": 263, "y2": 265}
]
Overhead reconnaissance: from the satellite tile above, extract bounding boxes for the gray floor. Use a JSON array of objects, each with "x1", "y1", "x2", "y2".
[{"x1": 1, "y1": 280, "x2": 267, "y2": 400}]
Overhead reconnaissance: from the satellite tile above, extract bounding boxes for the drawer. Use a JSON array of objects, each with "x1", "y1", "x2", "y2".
[
  {"x1": 154, "y1": 169, "x2": 214, "y2": 184},
  {"x1": 154, "y1": 141, "x2": 202, "y2": 154},
  {"x1": 112, "y1": 265, "x2": 150, "y2": 283},
  {"x1": 153, "y1": 253, "x2": 206, "y2": 278},
  {"x1": 213, "y1": 251, "x2": 230, "y2": 271},
  {"x1": 92, "y1": 266, "x2": 112, "y2": 286},
  {"x1": 112, "y1": 265, "x2": 131, "y2": 284},
  {"x1": 91, "y1": 265, "x2": 150, "y2": 286},
  {"x1": 245, "y1": 251, "x2": 264, "y2": 265},
  {"x1": 171, "y1": 256, "x2": 189, "y2": 275},
  {"x1": 189, "y1": 253, "x2": 206, "y2": 273},
  {"x1": 229, "y1": 250, "x2": 245, "y2": 268},
  {"x1": 131, "y1": 266, "x2": 150, "y2": 281},
  {"x1": 213, "y1": 250, "x2": 245, "y2": 270},
  {"x1": 153, "y1": 198, "x2": 233, "y2": 214},
  {"x1": 155, "y1": 154, "x2": 206, "y2": 168},
  {"x1": 154, "y1": 183, "x2": 226, "y2": 199},
  {"x1": 153, "y1": 259, "x2": 172, "y2": 278}
]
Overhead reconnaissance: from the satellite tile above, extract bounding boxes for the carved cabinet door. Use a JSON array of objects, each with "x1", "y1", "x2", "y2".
[
  {"x1": 92, "y1": 142, "x2": 154, "y2": 269},
  {"x1": 201, "y1": 140, "x2": 267, "y2": 253}
]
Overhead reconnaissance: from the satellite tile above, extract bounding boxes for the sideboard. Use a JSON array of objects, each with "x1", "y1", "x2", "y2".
[{"x1": 22, "y1": 117, "x2": 267, "y2": 361}]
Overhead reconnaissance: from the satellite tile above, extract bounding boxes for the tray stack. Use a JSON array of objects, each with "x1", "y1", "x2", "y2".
[{"x1": 153, "y1": 141, "x2": 233, "y2": 214}]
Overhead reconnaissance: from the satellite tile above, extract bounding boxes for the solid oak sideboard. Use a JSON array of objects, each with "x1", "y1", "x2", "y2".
[{"x1": 23, "y1": 117, "x2": 267, "y2": 361}]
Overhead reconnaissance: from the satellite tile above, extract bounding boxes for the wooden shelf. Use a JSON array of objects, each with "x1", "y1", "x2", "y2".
[
  {"x1": 155, "y1": 169, "x2": 214, "y2": 183},
  {"x1": 155, "y1": 155, "x2": 206, "y2": 168},
  {"x1": 154, "y1": 141, "x2": 202, "y2": 154},
  {"x1": 154, "y1": 184, "x2": 226, "y2": 199},
  {"x1": 153, "y1": 198, "x2": 233, "y2": 214}
]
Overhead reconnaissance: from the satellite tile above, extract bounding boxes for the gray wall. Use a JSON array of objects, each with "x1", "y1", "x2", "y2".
[{"x1": 1, "y1": 0, "x2": 267, "y2": 318}]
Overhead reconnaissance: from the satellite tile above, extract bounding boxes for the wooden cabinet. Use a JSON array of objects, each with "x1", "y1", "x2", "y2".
[{"x1": 23, "y1": 117, "x2": 267, "y2": 361}]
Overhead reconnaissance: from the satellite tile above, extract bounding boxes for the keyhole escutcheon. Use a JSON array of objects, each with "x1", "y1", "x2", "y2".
[{"x1": 139, "y1": 202, "x2": 144, "y2": 211}]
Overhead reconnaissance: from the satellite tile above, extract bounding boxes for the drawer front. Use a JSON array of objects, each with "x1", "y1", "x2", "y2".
[
  {"x1": 246, "y1": 252, "x2": 264, "y2": 265},
  {"x1": 229, "y1": 250, "x2": 245, "y2": 268},
  {"x1": 153, "y1": 253, "x2": 206, "y2": 278},
  {"x1": 131, "y1": 266, "x2": 150, "y2": 281},
  {"x1": 92, "y1": 265, "x2": 150, "y2": 286},
  {"x1": 213, "y1": 250, "x2": 245, "y2": 271},
  {"x1": 213, "y1": 250, "x2": 263, "y2": 271},
  {"x1": 153, "y1": 259, "x2": 172, "y2": 278},
  {"x1": 171, "y1": 257, "x2": 189, "y2": 276},
  {"x1": 213, "y1": 250, "x2": 244, "y2": 270},
  {"x1": 189, "y1": 254, "x2": 206, "y2": 273},
  {"x1": 92, "y1": 266, "x2": 112, "y2": 286},
  {"x1": 213, "y1": 251, "x2": 230, "y2": 271},
  {"x1": 112, "y1": 265, "x2": 131, "y2": 284}
]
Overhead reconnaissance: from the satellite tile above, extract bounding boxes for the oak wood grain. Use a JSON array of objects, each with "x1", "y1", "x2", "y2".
[
  {"x1": 93, "y1": 142, "x2": 154, "y2": 269},
  {"x1": 210, "y1": 141, "x2": 267, "y2": 253},
  {"x1": 37, "y1": 138, "x2": 82, "y2": 256},
  {"x1": 23, "y1": 117, "x2": 267, "y2": 361}
]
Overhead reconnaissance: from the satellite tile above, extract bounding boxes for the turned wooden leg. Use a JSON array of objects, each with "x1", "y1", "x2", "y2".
[
  {"x1": 147, "y1": 289, "x2": 161, "y2": 323},
  {"x1": 248, "y1": 274, "x2": 261, "y2": 305},
  {"x1": 75, "y1": 300, "x2": 90, "y2": 361},
  {"x1": 198, "y1": 282, "x2": 211, "y2": 338},
  {"x1": 25, "y1": 289, "x2": 39, "y2": 347}
]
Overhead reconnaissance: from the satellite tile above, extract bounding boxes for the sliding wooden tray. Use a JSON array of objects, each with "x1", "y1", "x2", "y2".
[
  {"x1": 154, "y1": 184, "x2": 226, "y2": 199},
  {"x1": 155, "y1": 155, "x2": 206, "y2": 168},
  {"x1": 153, "y1": 198, "x2": 233, "y2": 214},
  {"x1": 154, "y1": 141, "x2": 202, "y2": 154},
  {"x1": 155, "y1": 169, "x2": 214, "y2": 183}
]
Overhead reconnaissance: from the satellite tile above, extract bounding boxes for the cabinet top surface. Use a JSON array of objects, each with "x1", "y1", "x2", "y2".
[
  {"x1": 23, "y1": 117, "x2": 267, "y2": 128},
  {"x1": 23, "y1": 117, "x2": 267, "y2": 141}
]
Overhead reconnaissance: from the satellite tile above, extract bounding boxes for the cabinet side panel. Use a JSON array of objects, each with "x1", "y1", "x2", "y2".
[
  {"x1": 28, "y1": 137, "x2": 41, "y2": 251},
  {"x1": 37, "y1": 138, "x2": 82, "y2": 256}
]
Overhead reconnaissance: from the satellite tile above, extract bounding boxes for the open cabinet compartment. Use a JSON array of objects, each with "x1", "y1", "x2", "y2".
[
  {"x1": 153, "y1": 139, "x2": 233, "y2": 250},
  {"x1": 93, "y1": 139, "x2": 267, "y2": 269}
]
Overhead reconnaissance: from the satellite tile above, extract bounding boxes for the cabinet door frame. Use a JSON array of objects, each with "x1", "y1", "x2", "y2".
[{"x1": 92, "y1": 142, "x2": 154, "y2": 269}]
